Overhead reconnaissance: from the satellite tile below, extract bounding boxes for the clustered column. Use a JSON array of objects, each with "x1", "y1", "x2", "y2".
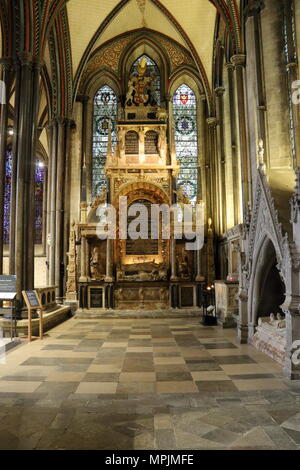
[
  {"x1": 48, "y1": 117, "x2": 72, "y2": 299},
  {"x1": 231, "y1": 54, "x2": 251, "y2": 216}
]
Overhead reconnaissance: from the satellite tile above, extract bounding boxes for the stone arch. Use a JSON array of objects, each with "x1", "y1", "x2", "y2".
[
  {"x1": 118, "y1": 181, "x2": 169, "y2": 205},
  {"x1": 248, "y1": 234, "x2": 286, "y2": 330}
]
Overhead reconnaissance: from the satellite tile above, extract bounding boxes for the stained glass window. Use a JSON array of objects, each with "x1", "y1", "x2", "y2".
[
  {"x1": 4, "y1": 152, "x2": 45, "y2": 245},
  {"x1": 3, "y1": 149, "x2": 12, "y2": 244},
  {"x1": 92, "y1": 85, "x2": 117, "y2": 197},
  {"x1": 130, "y1": 55, "x2": 160, "y2": 106},
  {"x1": 173, "y1": 84, "x2": 198, "y2": 204},
  {"x1": 35, "y1": 160, "x2": 45, "y2": 245}
]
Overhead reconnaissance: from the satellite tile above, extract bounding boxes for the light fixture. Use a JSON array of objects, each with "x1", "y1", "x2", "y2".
[
  {"x1": 37, "y1": 161, "x2": 44, "y2": 168},
  {"x1": 7, "y1": 126, "x2": 14, "y2": 136}
]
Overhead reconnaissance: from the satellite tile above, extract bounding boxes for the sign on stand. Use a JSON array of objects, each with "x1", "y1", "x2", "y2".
[{"x1": 22, "y1": 290, "x2": 44, "y2": 342}]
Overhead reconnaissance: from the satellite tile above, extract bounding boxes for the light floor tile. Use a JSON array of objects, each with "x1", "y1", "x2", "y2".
[
  {"x1": 191, "y1": 371, "x2": 230, "y2": 381},
  {"x1": 75, "y1": 382, "x2": 117, "y2": 394},
  {"x1": 233, "y1": 379, "x2": 289, "y2": 391},
  {"x1": 154, "y1": 357, "x2": 186, "y2": 365},
  {"x1": 0, "y1": 381, "x2": 42, "y2": 393},
  {"x1": 119, "y1": 372, "x2": 156, "y2": 382},
  {"x1": 156, "y1": 381, "x2": 198, "y2": 394},
  {"x1": 126, "y1": 347, "x2": 153, "y2": 353},
  {"x1": 220, "y1": 364, "x2": 267, "y2": 375}
]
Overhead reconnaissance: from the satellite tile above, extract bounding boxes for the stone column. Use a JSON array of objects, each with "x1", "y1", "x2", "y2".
[
  {"x1": 49, "y1": 119, "x2": 58, "y2": 286},
  {"x1": 80, "y1": 235, "x2": 88, "y2": 282},
  {"x1": 206, "y1": 118, "x2": 218, "y2": 230},
  {"x1": 15, "y1": 52, "x2": 34, "y2": 299},
  {"x1": 226, "y1": 62, "x2": 241, "y2": 225},
  {"x1": 55, "y1": 118, "x2": 67, "y2": 299},
  {"x1": 63, "y1": 120, "x2": 75, "y2": 292},
  {"x1": 198, "y1": 94, "x2": 207, "y2": 210},
  {"x1": 105, "y1": 173, "x2": 114, "y2": 282},
  {"x1": 77, "y1": 95, "x2": 89, "y2": 203},
  {"x1": 0, "y1": 58, "x2": 12, "y2": 274},
  {"x1": 215, "y1": 87, "x2": 227, "y2": 234},
  {"x1": 245, "y1": 1, "x2": 268, "y2": 154},
  {"x1": 231, "y1": 54, "x2": 251, "y2": 217},
  {"x1": 26, "y1": 57, "x2": 44, "y2": 288}
]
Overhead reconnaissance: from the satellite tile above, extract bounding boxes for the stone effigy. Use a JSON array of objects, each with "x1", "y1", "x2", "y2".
[{"x1": 250, "y1": 313, "x2": 286, "y2": 365}]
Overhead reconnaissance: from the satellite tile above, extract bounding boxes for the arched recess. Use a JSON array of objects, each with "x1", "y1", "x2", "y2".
[{"x1": 248, "y1": 235, "x2": 286, "y2": 327}]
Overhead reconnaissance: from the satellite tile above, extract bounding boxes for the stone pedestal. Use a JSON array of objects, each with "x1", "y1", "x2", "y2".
[{"x1": 215, "y1": 280, "x2": 238, "y2": 328}]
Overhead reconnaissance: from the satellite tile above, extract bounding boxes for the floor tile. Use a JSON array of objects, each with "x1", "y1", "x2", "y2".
[{"x1": 75, "y1": 382, "x2": 117, "y2": 394}]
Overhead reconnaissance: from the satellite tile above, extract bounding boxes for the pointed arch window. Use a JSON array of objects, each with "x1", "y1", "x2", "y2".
[
  {"x1": 130, "y1": 55, "x2": 161, "y2": 106},
  {"x1": 92, "y1": 85, "x2": 117, "y2": 197},
  {"x1": 173, "y1": 84, "x2": 198, "y2": 204}
]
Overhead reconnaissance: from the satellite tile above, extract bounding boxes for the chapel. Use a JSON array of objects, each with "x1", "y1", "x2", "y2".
[{"x1": 0, "y1": 0, "x2": 300, "y2": 451}]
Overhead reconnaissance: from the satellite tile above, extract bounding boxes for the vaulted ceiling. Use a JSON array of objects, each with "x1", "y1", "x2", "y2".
[{"x1": 67, "y1": 0, "x2": 219, "y2": 88}]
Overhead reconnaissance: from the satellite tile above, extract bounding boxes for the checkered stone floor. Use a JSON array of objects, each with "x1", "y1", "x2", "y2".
[{"x1": 0, "y1": 317, "x2": 300, "y2": 450}]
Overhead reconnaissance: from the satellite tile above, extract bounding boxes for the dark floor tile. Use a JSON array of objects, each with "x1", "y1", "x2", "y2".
[
  {"x1": 214, "y1": 356, "x2": 256, "y2": 365},
  {"x1": 83, "y1": 373, "x2": 120, "y2": 382},
  {"x1": 196, "y1": 381, "x2": 239, "y2": 392},
  {"x1": 156, "y1": 372, "x2": 193, "y2": 382},
  {"x1": 187, "y1": 363, "x2": 223, "y2": 371},
  {"x1": 204, "y1": 343, "x2": 238, "y2": 350},
  {"x1": 281, "y1": 428, "x2": 300, "y2": 445}
]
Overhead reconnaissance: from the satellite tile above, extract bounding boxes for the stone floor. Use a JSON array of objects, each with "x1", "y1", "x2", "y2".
[{"x1": 0, "y1": 317, "x2": 300, "y2": 450}]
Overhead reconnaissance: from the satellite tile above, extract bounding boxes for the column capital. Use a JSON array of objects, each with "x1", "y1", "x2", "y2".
[
  {"x1": 214, "y1": 86, "x2": 225, "y2": 98},
  {"x1": 32, "y1": 56, "x2": 45, "y2": 71},
  {"x1": 231, "y1": 54, "x2": 246, "y2": 68},
  {"x1": 0, "y1": 57, "x2": 13, "y2": 72},
  {"x1": 56, "y1": 117, "x2": 68, "y2": 127},
  {"x1": 225, "y1": 62, "x2": 235, "y2": 72},
  {"x1": 18, "y1": 51, "x2": 33, "y2": 67},
  {"x1": 206, "y1": 117, "x2": 218, "y2": 127}
]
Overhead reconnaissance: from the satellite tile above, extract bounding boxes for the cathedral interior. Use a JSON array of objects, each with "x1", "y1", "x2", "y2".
[{"x1": 1, "y1": 0, "x2": 300, "y2": 451}]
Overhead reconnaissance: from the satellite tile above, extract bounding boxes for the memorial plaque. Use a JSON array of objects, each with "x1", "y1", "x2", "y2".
[
  {"x1": 90, "y1": 288, "x2": 103, "y2": 309},
  {"x1": 145, "y1": 131, "x2": 158, "y2": 154},
  {"x1": 126, "y1": 199, "x2": 159, "y2": 255},
  {"x1": 125, "y1": 131, "x2": 139, "y2": 154},
  {"x1": 180, "y1": 287, "x2": 194, "y2": 307}
]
